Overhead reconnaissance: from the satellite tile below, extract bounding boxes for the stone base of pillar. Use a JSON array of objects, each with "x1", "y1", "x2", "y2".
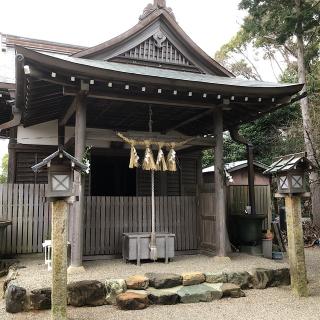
[
  {"x1": 67, "y1": 266, "x2": 86, "y2": 274},
  {"x1": 212, "y1": 256, "x2": 231, "y2": 263}
]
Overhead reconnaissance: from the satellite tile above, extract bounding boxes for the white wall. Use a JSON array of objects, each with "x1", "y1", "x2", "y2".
[{"x1": 17, "y1": 120, "x2": 58, "y2": 145}]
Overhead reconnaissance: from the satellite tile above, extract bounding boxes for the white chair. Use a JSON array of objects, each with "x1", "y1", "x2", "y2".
[
  {"x1": 42, "y1": 240, "x2": 71, "y2": 271},
  {"x1": 42, "y1": 240, "x2": 52, "y2": 271}
]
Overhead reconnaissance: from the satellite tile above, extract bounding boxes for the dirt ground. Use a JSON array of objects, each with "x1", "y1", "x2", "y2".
[{"x1": 1, "y1": 248, "x2": 320, "y2": 320}]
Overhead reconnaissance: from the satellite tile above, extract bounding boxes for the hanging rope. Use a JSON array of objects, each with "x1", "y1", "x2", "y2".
[
  {"x1": 149, "y1": 106, "x2": 157, "y2": 261},
  {"x1": 116, "y1": 132, "x2": 194, "y2": 172}
]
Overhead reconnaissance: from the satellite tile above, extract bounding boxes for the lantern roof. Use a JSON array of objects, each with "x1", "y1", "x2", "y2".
[
  {"x1": 31, "y1": 146, "x2": 88, "y2": 173},
  {"x1": 264, "y1": 152, "x2": 314, "y2": 175}
]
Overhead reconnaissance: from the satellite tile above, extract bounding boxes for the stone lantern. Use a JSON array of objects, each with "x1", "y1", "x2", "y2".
[
  {"x1": 264, "y1": 152, "x2": 313, "y2": 196},
  {"x1": 31, "y1": 146, "x2": 88, "y2": 320},
  {"x1": 264, "y1": 152, "x2": 314, "y2": 297}
]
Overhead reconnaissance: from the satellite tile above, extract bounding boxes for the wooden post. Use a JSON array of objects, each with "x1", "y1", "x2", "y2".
[
  {"x1": 51, "y1": 200, "x2": 68, "y2": 320},
  {"x1": 213, "y1": 108, "x2": 229, "y2": 257},
  {"x1": 69, "y1": 94, "x2": 86, "y2": 271},
  {"x1": 285, "y1": 195, "x2": 308, "y2": 297}
]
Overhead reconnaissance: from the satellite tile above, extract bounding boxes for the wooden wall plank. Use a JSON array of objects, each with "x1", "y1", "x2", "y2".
[
  {"x1": 110, "y1": 197, "x2": 115, "y2": 255},
  {"x1": 101, "y1": 197, "x2": 106, "y2": 255},
  {"x1": 32, "y1": 184, "x2": 39, "y2": 253},
  {"x1": 0, "y1": 183, "x2": 274, "y2": 257},
  {"x1": 95, "y1": 196, "x2": 101, "y2": 255},
  {"x1": 17, "y1": 184, "x2": 24, "y2": 254},
  {"x1": 176, "y1": 196, "x2": 181, "y2": 251},
  {"x1": 105, "y1": 197, "x2": 111, "y2": 254},
  {"x1": 114, "y1": 197, "x2": 120, "y2": 253},
  {"x1": 37, "y1": 184, "x2": 45, "y2": 252},
  {"x1": 11, "y1": 184, "x2": 18, "y2": 254}
]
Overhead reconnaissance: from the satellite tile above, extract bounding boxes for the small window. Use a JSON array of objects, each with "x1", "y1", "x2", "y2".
[{"x1": 280, "y1": 176, "x2": 288, "y2": 189}]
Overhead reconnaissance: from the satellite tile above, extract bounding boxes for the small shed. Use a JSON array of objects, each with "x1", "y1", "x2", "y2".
[{"x1": 203, "y1": 160, "x2": 269, "y2": 186}]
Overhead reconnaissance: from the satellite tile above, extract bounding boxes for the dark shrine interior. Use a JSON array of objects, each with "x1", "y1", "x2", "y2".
[{"x1": 90, "y1": 155, "x2": 137, "y2": 196}]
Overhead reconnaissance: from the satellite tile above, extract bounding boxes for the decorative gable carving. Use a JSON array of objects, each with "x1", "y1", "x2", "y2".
[{"x1": 111, "y1": 31, "x2": 201, "y2": 72}]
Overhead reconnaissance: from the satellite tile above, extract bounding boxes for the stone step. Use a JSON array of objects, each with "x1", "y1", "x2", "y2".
[
  {"x1": 116, "y1": 292, "x2": 148, "y2": 310},
  {"x1": 166, "y1": 283, "x2": 223, "y2": 303},
  {"x1": 145, "y1": 272, "x2": 182, "y2": 289},
  {"x1": 147, "y1": 288, "x2": 180, "y2": 305}
]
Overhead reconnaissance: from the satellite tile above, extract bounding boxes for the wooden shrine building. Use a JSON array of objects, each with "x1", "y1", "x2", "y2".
[{"x1": 0, "y1": 0, "x2": 303, "y2": 266}]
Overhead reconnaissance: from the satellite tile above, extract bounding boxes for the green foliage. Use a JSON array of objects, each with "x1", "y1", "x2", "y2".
[
  {"x1": 0, "y1": 153, "x2": 8, "y2": 183},
  {"x1": 203, "y1": 0, "x2": 320, "y2": 169},
  {"x1": 239, "y1": 0, "x2": 320, "y2": 69},
  {"x1": 202, "y1": 134, "x2": 246, "y2": 168}
]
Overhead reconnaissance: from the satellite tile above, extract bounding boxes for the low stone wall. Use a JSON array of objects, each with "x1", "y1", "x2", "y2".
[{"x1": 4, "y1": 267, "x2": 290, "y2": 313}]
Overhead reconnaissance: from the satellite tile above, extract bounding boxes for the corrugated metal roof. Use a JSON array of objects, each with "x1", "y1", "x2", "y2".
[
  {"x1": 264, "y1": 153, "x2": 311, "y2": 174},
  {"x1": 42, "y1": 52, "x2": 302, "y2": 90},
  {"x1": 203, "y1": 160, "x2": 268, "y2": 173}
]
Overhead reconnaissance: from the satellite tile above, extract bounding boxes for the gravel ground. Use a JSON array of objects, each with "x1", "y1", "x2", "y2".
[{"x1": 1, "y1": 248, "x2": 320, "y2": 320}]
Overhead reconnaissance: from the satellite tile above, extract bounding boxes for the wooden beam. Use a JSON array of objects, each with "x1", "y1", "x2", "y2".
[
  {"x1": 59, "y1": 97, "x2": 77, "y2": 126},
  {"x1": 165, "y1": 109, "x2": 216, "y2": 133},
  {"x1": 63, "y1": 87, "x2": 216, "y2": 109},
  {"x1": 24, "y1": 65, "x2": 77, "y2": 88},
  {"x1": 63, "y1": 129, "x2": 215, "y2": 147}
]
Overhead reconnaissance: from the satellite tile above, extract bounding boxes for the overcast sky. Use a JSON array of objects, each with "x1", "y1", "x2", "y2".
[{"x1": 1, "y1": 0, "x2": 245, "y2": 56}]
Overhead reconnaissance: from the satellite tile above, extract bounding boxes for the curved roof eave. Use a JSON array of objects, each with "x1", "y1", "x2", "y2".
[{"x1": 17, "y1": 46, "x2": 303, "y2": 97}]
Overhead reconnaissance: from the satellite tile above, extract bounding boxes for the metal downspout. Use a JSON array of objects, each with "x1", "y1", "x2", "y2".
[
  {"x1": 230, "y1": 127, "x2": 256, "y2": 215},
  {"x1": 0, "y1": 54, "x2": 24, "y2": 131}
]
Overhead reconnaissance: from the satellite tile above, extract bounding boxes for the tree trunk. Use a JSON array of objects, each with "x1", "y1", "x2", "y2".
[{"x1": 295, "y1": 0, "x2": 320, "y2": 226}]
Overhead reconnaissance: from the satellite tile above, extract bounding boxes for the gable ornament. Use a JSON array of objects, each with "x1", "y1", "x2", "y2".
[
  {"x1": 153, "y1": 31, "x2": 167, "y2": 48},
  {"x1": 140, "y1": 0, "x2": 176, "y2": 21}
]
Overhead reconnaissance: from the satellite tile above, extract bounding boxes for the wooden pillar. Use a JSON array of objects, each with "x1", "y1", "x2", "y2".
[
  {"x1": 213, "y1": 108, "x2": 228, "y2": 257},
  {"x1": 7, "y1": 127, "x2": 17, "y2": 183},
  {"x1": 70, "y1": 94, "x2": 86, "y2": 270},
  {"x1": 58, "y1": 125, "x2": 65, "y2": 147},
  {"x1": 51, "y1": 200, "x2": 68, "y2": 320},
  {"x1": 285, "y1": 195, "x2": 308, "y2": 297}
]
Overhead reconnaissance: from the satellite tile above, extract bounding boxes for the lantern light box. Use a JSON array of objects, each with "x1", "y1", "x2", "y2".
[
  {"x1": 264, "y1": 152, "x2": 314, "y2": 195},
  {"x1": 31, "y1": 147, "x2": 88, "y2": 199}
]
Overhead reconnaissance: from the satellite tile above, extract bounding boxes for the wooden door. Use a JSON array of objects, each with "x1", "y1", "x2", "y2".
[{"x1": 198, "y1": 190, "x2": 216, "y2": 253}]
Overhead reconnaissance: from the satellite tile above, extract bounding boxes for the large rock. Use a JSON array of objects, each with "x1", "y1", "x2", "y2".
[
  {"x1": 251, "y1": 268, "x2": 291, "y2": 289},
  {"x1": 30, "y1": 288, "x2": 51, "y2": 310},
  {"x1": 226, "y1": 271, "x2": 253, "y2": 289},
  {"x1": 5, "y1": 284, "x2": 28, "y2": 313},
  {"x1": 116, "y1": 292, "x2": 148, "y2": 310},
  {"x1": 105, "y1": 279, "x2": 127, "y2": 305},
  {"x1": 168, "y1": 283, "x2": 223, "y2": 303},
  {"x1": 147, "y1": 288, "x2": 180, "y2": 305},
  {"x1": 205, "y1": 272, "x2": 228, "y2": 284},
  {"x1": 221, "y1": 283, "x2": 245, "y2": 298},
  {"x1": 67, "y1": 280, "x2": 106, "y2": 307},
  {"x1": 145, "y1": 273, "x2": 182, "y2": 289},
  {"x1": 182, "y1": 272, "x2": 205, "y2": 286},
  {"x1": 126, "y1": 275, "x2": 149, "y2": 290}
]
